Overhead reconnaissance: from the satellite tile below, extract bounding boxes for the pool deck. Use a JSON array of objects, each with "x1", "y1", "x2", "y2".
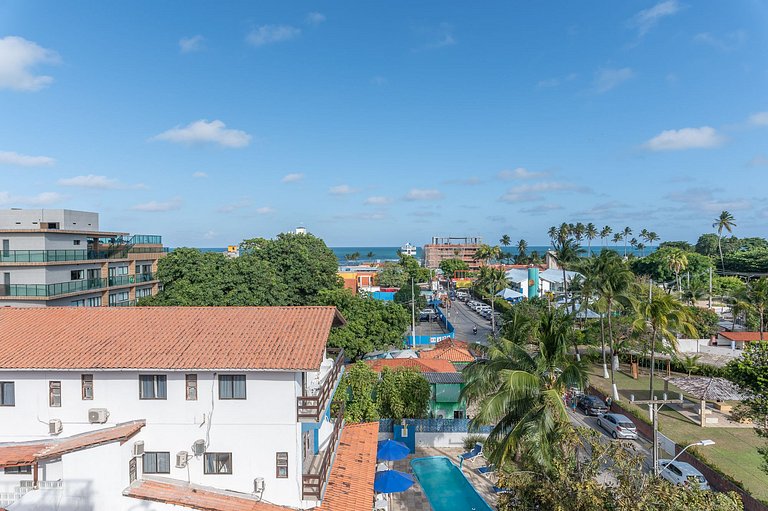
[{"x1": 387, "y1": 447, "x2": 497, "y2": 511}]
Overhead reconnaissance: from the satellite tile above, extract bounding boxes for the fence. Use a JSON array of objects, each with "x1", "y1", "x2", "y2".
[
  {"x1": 405, "y1": 301, "x2": 456, "y2": 346},
  {"x1": 378, "y1": 418, "x2": 492, "y2": 434}
]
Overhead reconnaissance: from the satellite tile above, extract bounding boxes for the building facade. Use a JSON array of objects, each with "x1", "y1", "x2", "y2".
[
  {"x1": 0, "y1": 209, "x2": 165, "y2": 307},
  {"x1": 423, "y1": 236, "x2": 483, "y2": 270},
  {"x1": 0, "y1": 306, "x2": 352, "y2": 510}
]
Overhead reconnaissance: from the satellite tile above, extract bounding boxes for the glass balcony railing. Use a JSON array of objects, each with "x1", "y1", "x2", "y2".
[
  {"x1": 129, "y1": 235, "x2": 162, "y2": 245},
  {"x1": 108, "y1": 273, "x2": 155, "y2": 286},
  {"x1": 0, "y1": 250, "x2": 88, "y2": 263},
  {"x1": 135, "y1": 273, "x2": 155, "y2": 283},
  {"x1": 109, "y1": 299, "x2": 136, "y2": 307},
  {"x1": 0, "y1": 278, "x2": 107, "y2": 297}
]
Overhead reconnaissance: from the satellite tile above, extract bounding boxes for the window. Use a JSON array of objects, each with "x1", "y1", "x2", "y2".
[
  {"x1": 185, "y1": 374, "x2": 197, "y2": 401},
  {"x1": 86, "y1": 296, "x2": 101, "y2": 307},
  {"x1": 73, "y1": 240, "x2": 81, "y2": 246},
  {"x1": 204, "y1": 453, "x2": 232, "y2": 474},
  {"x1": 49, "y1": 381, "x2": 61, "y2": 407},
  {"x1": 453, "y1": 410, "x2": 465, "y2": 419},
  {"x1": 109, "y1": 266, "x2": 128, "y2": 276},
  {"x1": 109, "y1": 291, "x2": 129, "y2": 305},
  {"x1": 142, "y1": 452, "x2": 171, "y2": 474},
  {"x1": 139, "y1": 375, "x2": 167, "y2": 400},
  {"x1": 71, "y1": 299, "x2": 86, "y2": 307},
  {"x1": 70, "y1": 270, "x2": 84, "y2": 281},
  {"x1": 0, "y1": 382, "x2": 14, "y2": 406},
  {"x1": 4, "y1": 466, "x2": 32, "y2": 475},
  {"x1": 137, "y1": 287, "x2": 152, "y2": 298},
  {"x1": 82, "y1": 374, "x2": 93, "y2": 400},
  {"x1": 218, "y1": 375, "x2": 246, "y2": 400},
  {"x1": 276, "y1": 452, "x2": 288, "y2": 478}
]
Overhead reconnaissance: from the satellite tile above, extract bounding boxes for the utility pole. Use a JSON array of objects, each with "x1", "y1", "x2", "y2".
[
  {"x1": 410, "y1": 277, "x2": 416, "y2": 349},
  {"x1": 708, "y1": 267, "x2": 713, "y2": 309},
  {"x1": 630, "y1": 394, "x2": 684, "y2": 476},
  {"x1": 649, "y1": 278, "x2": 653, "y2": 301}
]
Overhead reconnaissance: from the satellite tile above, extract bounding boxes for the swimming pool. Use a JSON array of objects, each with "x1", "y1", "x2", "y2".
[{"x1": 410, "y1": 456, "x2": 493, "y2": 511}]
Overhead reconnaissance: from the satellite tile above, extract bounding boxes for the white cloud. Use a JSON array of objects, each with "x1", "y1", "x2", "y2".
[
  {"x1": 305, "y1": 12, "x2": 326, "y2": 25},
  {"x1": 749, "y1": 112, "x2": 768, "y2": 126},
  {"x1": 666, "y1": 187, "x2": 751, "y2": 213},
  {"x1": 499, "y1": 181, "x2": 589, "y2": 203},
  {"x1": 497, "y1": 167, "x2": 546, "y2": 180},
  {"x1": 594, "y1": 67, "x2": 634, "y2": 93},
  {"x1": 192, "y1": 171, "x2": 208, "y2": 178},
  {"x1": 329, "y1": 184, "x2": 357, "y2": 195},
  {"x1": 519, "y1": 204, "x2": 563, "y2": 214},
  {"x1": 131, "y1": 198, "x2": 182, "y2": 212},
  {"x1": 404, "y1": 189, "x2": 443, "y2": 201},
  {"x1": 246, "y1": 25, "x2": 301, "y2": 47},
  {"x1": 630, "y1": 0, "x2": 681, "y2": 36},
  {"x1": 0, "y1": 191, "x2": 64, "y2": 206},
  {"x1": 57, "y1": 174, "x2": 146, "y2": 190},
  {"x1": 281, "y1": 173, "x2": 304, "y2": 183},
  {"x1": 256, "y1": 206, "x2": 275, "y2": 215},
  {"x1": 0, "y1": 36, "x2": 60, "y2": 91},
  {"x1": 179, "y1": 35, "x2": 205, "y2": 53},
  {"x1": 364, "y1": 196, "x2": 393, "y2": 205},
  {"x1": 644, "y1": 126, "x2": 724, "y2": 151},
  {"x1": 0, "y1": 150, "x2": 55, "y2": 167},
  {"x1": 370, "y1": 76, "x2": 388, "y2": 86},
  {"x1": 153, "y1": 120, "x2": 251, "y2": 148},
  {"x1": 693, "y1": 31, "x2": 746, "y2": 52}
]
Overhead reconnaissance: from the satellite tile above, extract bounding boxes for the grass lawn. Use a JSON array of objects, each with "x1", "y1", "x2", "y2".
[{"x1": 588, "y1": 364, "x2": 768, "y2": 502}]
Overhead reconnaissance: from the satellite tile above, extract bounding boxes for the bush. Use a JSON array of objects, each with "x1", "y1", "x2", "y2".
[{"x1": 463, "y1": 434, "x2": 487, "y2": 452}]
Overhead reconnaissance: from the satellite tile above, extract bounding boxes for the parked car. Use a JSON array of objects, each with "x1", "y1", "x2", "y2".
[
  {"x1": 577, "y1": 395, "x2": 609, "y2": 416},
  {"x1": 596, "y1": 413, "x2": 638, "y2": 440},
  {"x1": 658, "y1": 460, "x2": 710, "y2": 490},
  {"x1": 419, "y1": 309, "x2": 434, "y2": 321}
]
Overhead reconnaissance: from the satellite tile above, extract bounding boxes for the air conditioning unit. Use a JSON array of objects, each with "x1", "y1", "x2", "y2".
[
  {"x1": 48, "y1": 419, "x2": 62, "y2": 435},
  {"x1": 88, "y1": 408, "x2": 109, "y2": 424},
  {"x1": 176, "y1": 451, "x2": 188, "y2": 469},
  {"x1": 254, "y1": 478, "x2": 265, "y2": 493},
  {"x1": 132, "y1": 441, "x2": 144, "y2": 457},
  {"x1": 191, "y1": 439, "x2": 206, "y2": 456}
]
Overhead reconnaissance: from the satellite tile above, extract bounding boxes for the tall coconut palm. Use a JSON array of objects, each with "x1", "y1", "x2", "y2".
[
  {"x1": 552, "y1": 236, "x2": 582, "y2": 308},
  {"x1": 622, "y1": 227, "x2": 632, "y2": 257},
  {"x1": 636, "y1": 242, "x2": 646, "y2": 257},
  {"x1": 474, "y1": 244, "x2": 502, "y2": 266},
  {"x1": 646, "y1": 231, "x2": 660, "y2": 252},
  {"x1": 632, "y1": 293, "x2": 695, "y2": 400},
  {"x1": 665, "y1": 248, "x2": 688, "y2": 292},
  {"x1": 640, "y1": 228, "x2": 650, "y2": 246},
  {"x1": 547, "y1": 226, "x2": 558, "y2": 243},
  {"x1": 611, "y1": 232, "x2": 623, "y2": 246},
  {"x1": 500, "y1": 234, "x2": 512, "y2": 264},
  {"x1": 682, "y1": 279, "x2": 707, "y2": 305},
  {"x1": 462, "y1": 310, "x2": 587, "y2": 468},
  {"x1": 477, "y1": 266, "x2": 509, "y2": 336},
  {"x1": 713, "y1": 211, "x2": 736, "y2": 273},
  {"x1": 572, "y1": 222, "x2": 585, "y2": 246},
  {"x1": 516, "y1": 239, "x2": 528, "y2": 264},
  {"x1": 585, "y1": 223, "x2": 598, "y2": 256},
  {"x1": 600, "y1": 226, "x2": 613, "y2": 247},
  {"x1": 742, "y1": 277, "x2": 768, "y2": 339}
]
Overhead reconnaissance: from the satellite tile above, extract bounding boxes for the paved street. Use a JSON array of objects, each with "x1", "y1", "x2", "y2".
[{"x1": 441, "y1": 298, "x2": 494, "y2": 342}]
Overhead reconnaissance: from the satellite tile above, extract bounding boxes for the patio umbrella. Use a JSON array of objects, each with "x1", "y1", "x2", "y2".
[
  {"x1": 377, "y1": 439, "x2": 410, "y2": 461},
  {"x1": 373, "y1": 469, "x2": 415, "y2": 493}
]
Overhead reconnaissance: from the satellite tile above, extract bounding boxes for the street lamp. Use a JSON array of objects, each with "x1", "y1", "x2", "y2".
[{"x1": 657, "y1": 439, "x2": 715, "y2": 477}]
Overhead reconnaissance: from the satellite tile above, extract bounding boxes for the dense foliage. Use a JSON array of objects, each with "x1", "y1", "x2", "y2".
[
  {"x1": 438, "y1": 257, "x2": 469, "y2": 277},
  {"x1": 393, "y1": 282, "x2": 427, "y2": 311},
  {"x1": 630, "y1": 246, "x2": 713, "y2": 284}
]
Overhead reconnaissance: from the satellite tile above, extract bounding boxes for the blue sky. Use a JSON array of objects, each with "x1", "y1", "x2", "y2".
[{"x1": 1, "y1": 1, "x2": 766, "y2": 247}]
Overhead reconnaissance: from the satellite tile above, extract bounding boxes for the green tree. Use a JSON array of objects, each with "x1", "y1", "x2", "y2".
[
  {"x1": 677, "y1": 353, "x2": 702, "y2": 377},
  {"x1": 333, "y1": 362, "x2": 380, "y2": 423},
  {"x1": 462, "y1": 310, "x2": 587, "y2": 469},
  {"x1": 476, "y1": 266, "x2": 510, "y2": 335},
  {"x1": 474, "y1": 244, "x2": 502, "y2": 266},
  {"x1": 585, "y1": 223, "x2": 597, "y2": 256},
  {"x1": 600, "y1": 225, "x2": 612, "y2": 247},
  {"x1": 398, "y1": 253, "x2": 431, "y2": 282},
  {"x1": 376, "y1": 367, "x2": 430, "y2": 420},
  {"x1": 682, "y1": 278, "x2": 707, "y2": 305},
  {"x1": 394, "y1": 282, "x2": 427, "y2": 311},
  {"x1": 742, "y1": 277, "x2": 768, "y2": 339},
  {"x1": 659, "y1": 240, "x2": 693, "y2": 251},
  {"x1": 500, "y1": 235, "x2": 511, "y2": 262},
  {"x1": 630, "y1": 247, "x2": 712, "y2": 284},
  {"x1": 516, "y1": 239, "x2": 529, "y2": 264},
  {"x1": 439, "y1": 258, "x2": 469, "y2": 278},
  {"x1": 664, "y1": 248, "x2": 688, "y2": 292},
  {"x1": 622, "y1": 226, "x2": 632, "y2": 257},
  {"x1": 377, "y1": 262, "x2": 407, "y2": 288},
  {"x1": 714, "y1": 210, "x2": 737, "y2": 272}
]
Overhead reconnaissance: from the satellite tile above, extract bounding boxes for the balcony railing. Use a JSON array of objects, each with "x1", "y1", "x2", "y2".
[
  {"x1": 297, "y1": 348, "x2": 345, "y2": 422},
  {"x1": 0, "y1": 249, "x2": 143, "y2": 263},
  {"x1": 129, "y1": 234, "x2": 162, "y2": 245},
  {"x1": 302, "y1": 401, "x2": 345, "y2": 501},
  {"x1": 0, "y1": 278, "x2": 107, "y2": 297},
  {"x1": 110, "y1": 299, "x2": 136, "y2": 307},
  {"x1": 135, "y1": 273, "x2": 155, "y2": 283}
]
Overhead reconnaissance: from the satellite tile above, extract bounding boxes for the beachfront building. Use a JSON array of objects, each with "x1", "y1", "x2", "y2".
[
  {"x1": 505, "y1": 267, "x2": 580, "y2": 299},
  {"x1": 0, "y1": 306, "x2": 378, "y2": 511},
  {"x1": 716, "y1": 331, "x2": 768, "y2": 350},
  {"x1": 0, "y1": 209, "x2": 165, "y2": 307},
  {"x1": 337, "y1": 265, "x2": 379, "y2": 295},
  {"x1": 423, "y1": 236, "x2": 483, "y2": 271}
]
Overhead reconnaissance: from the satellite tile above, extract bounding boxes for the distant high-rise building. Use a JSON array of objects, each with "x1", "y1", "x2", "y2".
[
  {"x1": 423, "y1": 236, "x2": 483, "y2": 270},
  {"x1": 295, "y1": 226, "x2": 307, "y2": 235},
  {"x1": 0, "y1": 209, "x2": 166, "y2": 307}
]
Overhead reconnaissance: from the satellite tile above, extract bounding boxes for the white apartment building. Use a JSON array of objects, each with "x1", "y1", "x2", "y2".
[
  {"x1": 0, "y1": 209, "x2": 165, "y2": 308},
  {"x1": 0, "y1": 306, "x2": 377, "y2": 511}
]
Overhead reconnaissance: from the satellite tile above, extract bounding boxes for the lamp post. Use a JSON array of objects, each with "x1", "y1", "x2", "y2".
[{"x1": 657, "y1": 440, "x2": 715, "y2": 477}]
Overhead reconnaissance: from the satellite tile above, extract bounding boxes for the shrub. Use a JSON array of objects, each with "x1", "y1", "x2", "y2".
[{"x1": 463, "y1": 434, "x2": 487, "y2": 452}]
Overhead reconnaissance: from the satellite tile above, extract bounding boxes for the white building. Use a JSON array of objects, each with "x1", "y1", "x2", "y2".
[
  {"x1": 0, "y1": 306, "x2": 377, "y2": 511},
  {"x1": 505, "y1": 267, "x2": 580, "y2": 298},
  {"x1": 0, "y1": 209, "x2": 166, "y2": 307}
]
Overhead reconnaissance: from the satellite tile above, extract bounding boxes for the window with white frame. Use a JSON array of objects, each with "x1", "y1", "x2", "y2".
[
  {"x1": 0, "y1": 382, "x2": 15, "y2": 406},
  {"x1": 87, "y1": 296, "x2": 101, "y2": 307},
  {"x1": 49, "y1": 381, "x2": 61, "y2": 407},
  {"x1": 139, "y1": 375, "x2": 167, "y2": 400},
  {"x1": 136, "y1": 287, "x2": 152, "y2": 298},
  {"x1": 71, "y1": 299, "x2": 86, "y2": 307}
]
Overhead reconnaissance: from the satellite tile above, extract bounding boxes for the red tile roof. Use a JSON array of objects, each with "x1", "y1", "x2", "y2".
[
  {"x1": 719, "y1": 331, "x2": 768, "y2": 342},
  {"x1": 435, "y1": 338, "x2": 470, "y2": 351},
  {"x1": 419, "y1": 345, "x2": 475, "y2": 363},
  {"x1": 363, "y1": 358, "x2": 457, "y2": 373},
  {"x1": 318, "y1": 422, "x2": 379, "y2": 511},
  {"x1": 0, "y1": 307, "x2": 344, "y2": 371},
  {"x1": 0, "y1": 420, "x2": 145, "y2": 467},
  {"x1": 124, "y1": 477, "x2": 292, "y2": 511}
]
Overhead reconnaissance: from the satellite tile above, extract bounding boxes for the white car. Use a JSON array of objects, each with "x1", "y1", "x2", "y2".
[{"x1": 658, "y1": 460, "x2": 710, "y2": 490}]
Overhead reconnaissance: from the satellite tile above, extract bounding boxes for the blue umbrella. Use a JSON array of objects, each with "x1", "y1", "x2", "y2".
[
  {"x1": 374, "y1": 469, "x2": 415, "y2": 493},
  {"x1": 377, "y1": 439, "x2": 410, "y2": 461}
]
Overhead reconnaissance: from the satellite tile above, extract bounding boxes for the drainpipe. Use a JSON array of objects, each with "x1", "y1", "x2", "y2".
[{"x1": 33, "y1": 462, "x2": 39, "y2": 489}]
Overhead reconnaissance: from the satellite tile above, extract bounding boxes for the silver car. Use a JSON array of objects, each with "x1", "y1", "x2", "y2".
[
  {"x1": 596, "y1": 413, "x2": 638, "y2": 440},
  {"x1": 658, "y1": 460, "x2": 710, "y2": 490}
]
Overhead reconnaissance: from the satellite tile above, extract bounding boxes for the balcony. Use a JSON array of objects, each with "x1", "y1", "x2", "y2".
[
  {"x1": 302, "y1": 401, "x2": 345, "y2": 501},
  {"x1": 0, "y1": 278, "x2": 107, "y2": 297},
  {"x1": 297, "y1": 348, "x2": 345, "y2": 422},
  {"x1": 110, "y1": 299, "x2": 136, "y2": 307}
]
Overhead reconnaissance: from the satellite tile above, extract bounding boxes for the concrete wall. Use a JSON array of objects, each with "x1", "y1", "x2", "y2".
[{"x1": 0, "y1": 210, "x2": 99, "y2": 230}]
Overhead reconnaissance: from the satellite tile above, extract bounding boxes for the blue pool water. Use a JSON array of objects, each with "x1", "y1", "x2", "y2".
[{"x1": 410, "y1": 456, "x2": 493, "y2": 511}]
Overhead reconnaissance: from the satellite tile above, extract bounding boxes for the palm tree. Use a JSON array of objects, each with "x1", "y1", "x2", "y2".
[
  {"x1": 547, "y1": 226, "x2": 558, "y2": 243},
  {"x1": 665, "y1": 248, "x2": 688, "y2": 293},
  {"x1": 551, "y1": 235, "x2": 582, "y2": 308},
  {"x1": 516, "y1": 239, "x2": 528, "y2": 264},
  {"x1": 462, "y1": 310, "x2": 587, "y2": 469},
  {"x1": 646, "y1": 231, "x2": 660, "y2": 252},
  {"x1": 366, "y1": 251, "x2": 375, "y2": 259},
  {"x1": 622, "y1": 227, "x2": 632, "y2": 257},
  {"x1": 585, "y1": 223, "x2": 597, "y2": 257},
  {"x1": 682, "y1": 279, "x2": 707, "y2": 305},
  {"x1": 742, "y1": 277, "x2": 768, "y2": 339},
  {"x1": 474, "y1": 244, "x2": 502, "y2": 266},
  {"x1": 713, "y1": 211, "x2": 736, "y2": 273},
  {"x1": 593, "y1": 251, "x2": 635, "y2": 399},
  {"x1": 477, "y1": 266, "x2": 509, "y2": 335},
  {"x1": 500, "y1": 234, "x2": 512, "y2": 264},
  {"x1": 529, "y1": 250, "x2": 543, "y2": 265},
  {"x1": 640, "y1": 228, "x2": 650, "y2": 246},
  {"x1": 677, "y1": 353, "x2": 701, "y2": 378},
  {"x1": 572, "y1": 222, "x2": 585, "y2": 246},
  {"x1": 636, "y1": 242, "x2": 646, "y2": 257},
  {"x1": 600, "y1": 226, "x2": 613, "y2": 247},
  {"x1": 611, "y1": 233, "x2": 623, "y2": 246},
  {"x1": 632, "y1": 293, "x2": 695, "y2": 400}
]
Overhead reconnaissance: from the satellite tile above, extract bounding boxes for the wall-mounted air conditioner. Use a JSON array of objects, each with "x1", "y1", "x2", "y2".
[
  {"x1": 132, "y1": 441, "x2": 144, "y2": 457},
  {"x1": 48, "y1": 419, "x2": 62, "y2": 435},
  {"x1": 192, "y1": 439, "x2": 206, "y2": 456},
  {"x1": 176, "y1": 451, "x2": 188, "y2": 468},
  {"x1": 254, "y1": 478, "x2": 265, "y2": 493},
  {"x1": 88, "y1": 408, "x2": 109, "y2": 424}
]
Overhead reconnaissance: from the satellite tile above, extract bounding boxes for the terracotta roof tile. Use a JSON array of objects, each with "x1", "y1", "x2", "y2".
[
  {"x1": 418, "y1": 346, "x2": 475, "y2": 363},
  {"x1": 719, "y1": 331, "x2": 768, "y2": 342},
  {"x1": 317, "y1": 422, "x2": 379, "y2": 511},
  {"x1": 435, "y1": 338, "x2": 470, "y2": 351},
  {"x1": 124, "y1": 477, "x2": 292, "y2": 511},
  {"x1": 363, "y1": 358, "x2": 456, "y2": 373},
  {"x1": 0, "y1": 307, "x2": 343, "y2": 371},
  {"x1": 0, "y1": 420, "x2": 145, "y2": 467}
]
